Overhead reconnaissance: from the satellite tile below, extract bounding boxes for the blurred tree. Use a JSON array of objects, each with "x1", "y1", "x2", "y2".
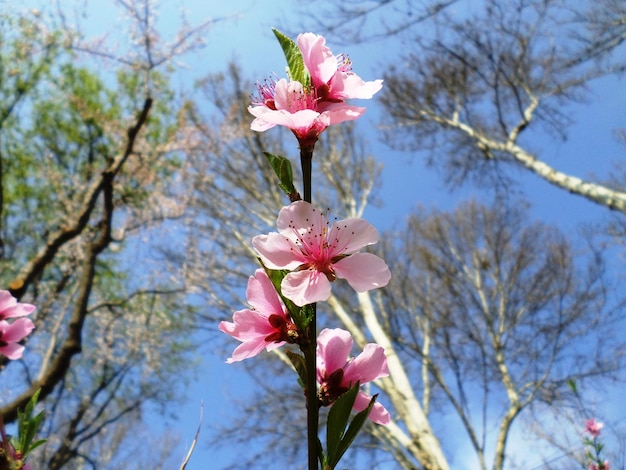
[
  {"x1": 301, "y1": 0, "x2": 626, "y2": 215},
  {"x1": 0, "y1": 3, "x2": 214, "y2": 467},
  {"x1": 377, "y1": 200, "x2": 621, "y2": 469},
  {"x1": 378, "y1": 0, "x2": 626, "y2": 214},
  {"x1": 189, "y1": 64, "x2": 623, "y2": 470}
]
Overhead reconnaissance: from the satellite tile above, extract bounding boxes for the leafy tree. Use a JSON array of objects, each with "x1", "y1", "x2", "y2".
[{"x1": 0, "y1": 4, "x2": 211, "y2": 467}]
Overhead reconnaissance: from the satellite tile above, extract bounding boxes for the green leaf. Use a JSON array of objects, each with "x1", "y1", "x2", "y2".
[
  {"x1": 567, "y1": 379, "x2": 577, "y2": 393},
  {"x1": 12, "y1": 389, "x2": 46, "y2": 459},
  {"x1": 318, "y1": 437, "x2": 326, "y2": 469},
  {"x1": 263, "y1": 152, "x2": 299, "y2": 200},
  {"x1": 286, "y1": 351, "x2": 307, "y2": 387},
  {"x1": 300, "y1": 304, "x2": 315, "y2": 328},
  {"x1": 326, "y1": 383, "x2": 360, "y2": 467},
  {"x1": 272, "y1": 28, "x2": 308, "y2": 86},
  {"x1": 327, "y1": 390, "x2": 378, "y2": 469}
]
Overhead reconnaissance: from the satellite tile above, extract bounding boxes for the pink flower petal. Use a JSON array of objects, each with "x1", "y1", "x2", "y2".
[
  {"x1": 0, "y1": 342, "x2": 25, "y2": 360},
  {"x1": 0, "y1": 290, "x2": 16, "y2": 310},
  {"x1": 333, "y1": 253, "x2": 391, "y2": 292},
  {"x1": 1, "y1": 318, "x2": 34, "y2": 342},
  {"x1": 224, "y1": 333, "x2": 276, "y2": 364},
  {"x1": 322, "y1": 104, "x2": 366, "y2": 125},
  {"x1": 317, "y1": 328, "x2": 353, "y2": 380},
  {"x1": 328, "y1": 218, "x2": 379, "y2": 255},
  {"x1": 219, "y1": 309, "x2": 275, "y2": 341},
  {"x1": 0, "y1": 290, "x2": 36, "y2": 319},
  {"x1": 246, "y1": 269, "x2": 286, "y2": 317},
  {"x1": 253, "y1": 232, "x2": 305, "y2": 271},
  {"x1": 251, "y1": 107, "x2": 322, "y2": 129},
  {"x1": 273, "y1": 79, "x2": 315, "y2": 112},
  {"x1": 281, "y1": 269, "x2": 332, "y2": 306},
  {"x1": 343, "y1": 343, "x2": 389, "y2": 385},
  {"x1": 219, "y1": 309, "x2": 285, "y2": 363},
  {"x1": 248, "y1": 106, "x2": 279, "y2": 132},
  {"x1": 297, "y1": 33, "x2": 337, "y2": 86},
  {"x1": 276, "y1": 200, "x2": 326, "y2": 236},
  {"x1": 352, "y1": 391, "x2": 391, "y2": 425},
  {"x1": 333, "y1": 74, "x2": 384, "y2": 100}
]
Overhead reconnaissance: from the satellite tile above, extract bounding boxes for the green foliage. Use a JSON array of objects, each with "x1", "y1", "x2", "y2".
[
  {"x1": 11, "y1": 390, "x2": 46, "y2": 460},
  {"x1": 0, "y1": 14, "x2": 59, "y2": 127},
  {"x1": 0, "y1": 8, "x2": 196, "y2": 468},
  {"x1": 272, "y1": 28, "x2": 308, "y2": 86},
  {"x1": 323, "y1": 383, "x2": 376, "y2": 470},
  {"x1": 264, "y1": 152, "x2": 299, "y2": 201},
  {"x1": 286, "y1": 350, "x2": 307, "y2": 388}
]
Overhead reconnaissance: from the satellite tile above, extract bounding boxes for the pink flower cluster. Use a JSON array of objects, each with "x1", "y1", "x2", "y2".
[
  {"x1": 219, "y1": 201, "x2": 391, "y2": 423},
  {"x1": 0, "y1": 290, "x2": 35, "y2": 360},
  {"x1": 584, "y1": 418, "x2": 610, "y2": 470},
  {"x1": 223, "y1": 31, "x2": 390, "y2": 428},
  {"x1": 249, "y1": 33, "x2": 383, "y2": 147}
]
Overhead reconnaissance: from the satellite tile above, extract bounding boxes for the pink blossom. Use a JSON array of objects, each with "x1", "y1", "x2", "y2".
[
  {"x1": 585, "y1": 418, "x2": 604, "y2": 438},
  {"x1": 316, "y1": 328, "x2": 390, "y2": 425},
  {"x1": 297, "y1": 33, "x2": 383, "y2": 102},
  {"x1": 0, "y1": 290, "x2": 35, "y2": 360},
  {"x1": 252, "y1": 201, "x2": 391, "y2": 307},
  {"x1": 0, "y1": 290, "x2": 35, "y2": 320},
  {"x1": 219, "y1": 269, "x2": 297, "y2": 363},
  {"x1": 589, "y1": 462, "x2": 610, "y2": 470},
  {"x1": 249, "y1": 78, "x2": 365, "y2": 148},
  {"x1": 0, "y1": 317, "x2": 35, "y2": 360}
]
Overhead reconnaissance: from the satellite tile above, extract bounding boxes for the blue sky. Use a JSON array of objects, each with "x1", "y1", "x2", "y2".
[
  {"x1": 10, "y1": 0, "x2": 626, "y2": 468},
  {"x1": 168, "y1": 3, "x2": 625, "y2": 468}
]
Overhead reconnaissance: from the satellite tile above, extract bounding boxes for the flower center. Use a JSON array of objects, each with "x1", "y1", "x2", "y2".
[
  {"x1": 318, "y1": 368, "x2": 349, "y2": 407},
  {"x1": 264, "y1": 314, "x2": 299, "y2": 344},
  {"x1": 285, "y1": 84, "x2": 319, "y2": 112},
  {"x1": 288, "y1": 212, "x2": 356, "y2": 282}
]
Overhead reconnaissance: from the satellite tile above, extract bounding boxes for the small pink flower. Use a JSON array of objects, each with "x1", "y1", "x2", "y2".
[
  {"x1": 219, "y1": 269, "x2": 297, "y2": 363},
  {"x1": 589, "y1": 462, "x2": 610, "y2": 470},
  {"x1": 0, "y1": 290, "x2": 35, "y2": 320},
  {"x1": 0, "y1": 317, "x2": 35, "y2": 360},
  {"x1": 316, "y1": 328, "x2": 390, "y2": 425},
  {"x1": 585, "y1": 418, "x2": 604, "y2": 438},
  {"x1": 0, "y1": 290, "x2": 36, "y2": 360},
  {"x1": 249, "y1": 78, "x2": 365, "y2": 148},
  {"x1": 297, "y1": 33, "x2": 383, "y2": 102},
  {"x1": 252, "y1": 201, "x2": 391, "y2": 307}
]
